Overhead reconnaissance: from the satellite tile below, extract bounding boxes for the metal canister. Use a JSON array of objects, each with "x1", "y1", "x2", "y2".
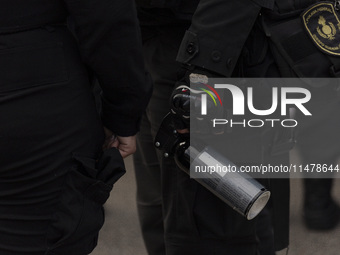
[{"x1": 175, "y1": 141, "x2": 270, "y2": 220}]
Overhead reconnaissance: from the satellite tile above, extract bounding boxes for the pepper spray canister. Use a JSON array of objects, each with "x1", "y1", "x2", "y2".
[{"x1": 174, "y1": 140, "x2": 270, "y2": 220}]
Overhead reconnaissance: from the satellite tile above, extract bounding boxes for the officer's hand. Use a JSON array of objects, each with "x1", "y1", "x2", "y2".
[{"x1": 103, "y1": 127, "x2": 136, "y2": 158}]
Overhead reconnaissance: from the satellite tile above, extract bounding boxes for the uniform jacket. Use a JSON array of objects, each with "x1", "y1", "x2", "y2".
[
  {"x1": 177, "y1": 0, "x2": 320, "y2": 76},
  {"x1": 0, "y1": 0, "x2": 152, "y2": 137}
]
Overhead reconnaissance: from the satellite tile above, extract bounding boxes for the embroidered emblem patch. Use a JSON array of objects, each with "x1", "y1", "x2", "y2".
[{"x1": 301, "y1": 2, "x2": 340, "y2": 56}]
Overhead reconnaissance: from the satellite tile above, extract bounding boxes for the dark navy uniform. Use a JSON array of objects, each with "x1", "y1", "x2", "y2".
[{"x1": 0, "y1": 1, "x2": 151, "y2": 254}]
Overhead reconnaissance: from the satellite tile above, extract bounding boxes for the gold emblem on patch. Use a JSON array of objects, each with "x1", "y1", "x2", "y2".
[
  {"x1": 302, "y1": 2, "x2": 340, "y2": 56},
  {"x1": 317, "y1": 16, "x2": 336, "y2": 40}
]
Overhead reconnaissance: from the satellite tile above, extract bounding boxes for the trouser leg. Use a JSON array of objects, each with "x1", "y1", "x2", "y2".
[
  {"x1": 134, "y1": 113, "x2": 166, "y2": 255},
  {"x1": 297, "y1": 89, "x2": 340, "y2": 230},
  {"x1": 133, "y1": 24, "x2": 189, "y2": 255},
  {"x1": 256, "y1": 207, "x2": 275, "y2": 255}
]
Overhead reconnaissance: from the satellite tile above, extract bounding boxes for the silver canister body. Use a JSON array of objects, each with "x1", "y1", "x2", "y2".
[{"x1": 189, "y1": 145, "x2": 270, "y2": 220}]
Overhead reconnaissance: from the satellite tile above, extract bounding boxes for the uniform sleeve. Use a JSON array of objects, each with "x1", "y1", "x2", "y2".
[
  {"x1": 176, "y1": 0, "x2": 273, "y2": 76},
  {"x1": 64, "y1": 0, "x2": 152, "y2": 136}
]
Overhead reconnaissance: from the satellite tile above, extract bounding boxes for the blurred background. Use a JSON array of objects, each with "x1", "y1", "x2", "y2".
[{"x1": 92, "y1": 148, "x2": 340, "y2": 255}]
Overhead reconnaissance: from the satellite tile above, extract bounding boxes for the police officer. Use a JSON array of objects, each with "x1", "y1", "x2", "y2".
[
  {"x1": 172, "y1": 1, "x2": 290, "y2": 254},
  {"x1": 0, "y1": 1, "x2": 151, "y2": 254},
  {"x1": 133, "y1": 2, "x2": 277, "y2": 255},
  {"x1": 174, "y1": 1, "x2": 340, "y2": 254},
  {"x1": 134, "y1": 0, "x2": 292, "y2": 255}
]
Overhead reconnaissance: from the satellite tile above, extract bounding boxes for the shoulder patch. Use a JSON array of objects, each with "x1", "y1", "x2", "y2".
[{"x1": 301, "y1": 2, "x2": 340, "y2": 56}]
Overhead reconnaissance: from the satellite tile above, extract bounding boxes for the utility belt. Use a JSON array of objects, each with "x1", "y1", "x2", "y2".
[{"x1": 262, "y1": 1, "x2": 340, "y2": 81}]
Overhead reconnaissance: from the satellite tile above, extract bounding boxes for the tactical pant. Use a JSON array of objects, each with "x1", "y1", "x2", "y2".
[{"x1": 133, "y1": 24, "x2": 188, "y2": 255}]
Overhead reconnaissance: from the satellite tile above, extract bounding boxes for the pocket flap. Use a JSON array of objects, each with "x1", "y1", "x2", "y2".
[{"x1": 96, "y1": 147, "x2": 126, "y2": 185}]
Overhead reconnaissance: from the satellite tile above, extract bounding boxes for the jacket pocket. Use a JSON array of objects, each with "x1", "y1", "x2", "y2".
[{"x1": 45, "y1": 147, "x2": 125, "y2": 255}]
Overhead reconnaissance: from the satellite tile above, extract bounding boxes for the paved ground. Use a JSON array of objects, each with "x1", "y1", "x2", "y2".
[{"x1": 92, "y1": 150, "x2": 340, "y2": 255}]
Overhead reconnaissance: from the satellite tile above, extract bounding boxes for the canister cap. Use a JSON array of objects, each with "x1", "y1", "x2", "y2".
[{"x1": 246, "y1": 191, "x2": 271, "y2": 220}]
